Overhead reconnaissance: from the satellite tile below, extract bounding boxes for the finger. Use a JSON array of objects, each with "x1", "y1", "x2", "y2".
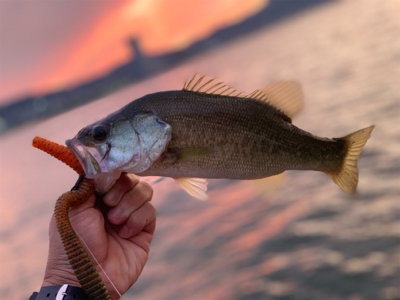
[
  {"x1": 119, "y1": 201, "x2": 156, "y2": 239},
  {"x1": 103, "y1": 173, "x2": 139, "y2": 207},
  {"x1": 108, "y1": 181, "x2": 153, "y2": 225}
]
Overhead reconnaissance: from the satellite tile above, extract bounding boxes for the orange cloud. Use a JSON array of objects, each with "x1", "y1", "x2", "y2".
[{"x1": 1, "y1": 0, "x2": 268, "y2": 102}]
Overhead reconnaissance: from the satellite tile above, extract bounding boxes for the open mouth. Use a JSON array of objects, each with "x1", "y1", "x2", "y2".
[{"x1": 66, "y1": 138, "x2": 102, "y2": 178}]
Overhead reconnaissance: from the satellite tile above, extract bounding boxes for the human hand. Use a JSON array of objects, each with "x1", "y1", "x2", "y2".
[{"x1": 42, "y1": 173, "x2": 155, "y2": 299}]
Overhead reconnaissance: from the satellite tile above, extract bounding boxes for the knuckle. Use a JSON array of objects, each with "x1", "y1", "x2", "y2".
[
  {"x1": 136, "y1": 182, "x2": 153, "y2": 200},
  {"x1": 125, "y1": 173, "x2": 140, "y2": 185},
  {"x1": 146, "y1": 201, "x2": 156, "y2": 216}
]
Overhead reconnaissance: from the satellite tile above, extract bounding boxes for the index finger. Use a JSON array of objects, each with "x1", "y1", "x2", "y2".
[{"x1": 103, "y1": 173, "x2": 140, "y2": 207}]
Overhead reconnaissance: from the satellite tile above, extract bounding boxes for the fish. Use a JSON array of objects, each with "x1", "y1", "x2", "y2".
[{"x1": 66, "y1": 74, "x2": 374, "y2": 199}]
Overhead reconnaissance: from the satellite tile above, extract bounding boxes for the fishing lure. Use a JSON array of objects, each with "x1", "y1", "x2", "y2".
[{"x1": 32, "y1": 136, "x2": 110, "y2": 300}]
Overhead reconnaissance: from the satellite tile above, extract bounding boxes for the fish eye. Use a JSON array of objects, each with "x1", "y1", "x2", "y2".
[{"x1": 92, "y1": 126, "x2": 108, "y2": 142}]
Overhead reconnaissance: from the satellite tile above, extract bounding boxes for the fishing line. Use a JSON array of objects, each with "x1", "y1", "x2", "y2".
[{"x1": 75, "y1": 230, "x2": 122, "y2": 298}]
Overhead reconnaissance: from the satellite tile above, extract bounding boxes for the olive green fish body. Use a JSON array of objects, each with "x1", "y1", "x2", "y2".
[{"x1": 132, "y1": 91, "x2": 345, "y2": 179}]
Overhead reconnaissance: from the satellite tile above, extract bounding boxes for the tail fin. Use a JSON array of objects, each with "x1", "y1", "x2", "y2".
[{"x1": 327, "y1": 125, "x2": 374, "y2": 194}]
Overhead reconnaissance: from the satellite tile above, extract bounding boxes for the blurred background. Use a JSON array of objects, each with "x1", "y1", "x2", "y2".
[{"x1": 0, "y1": 0, "x2": 399, "y2": 299}]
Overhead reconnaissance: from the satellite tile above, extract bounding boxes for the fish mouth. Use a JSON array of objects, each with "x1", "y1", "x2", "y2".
[{"x1": 66, "y1": 138, "x2": 102, "y2": 178}]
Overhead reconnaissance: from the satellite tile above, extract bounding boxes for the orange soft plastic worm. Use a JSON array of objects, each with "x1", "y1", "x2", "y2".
[
  {"x1": 32, "y1": 136, "x2": 84, "y2": 174},
  {"x1": 33, "y1": 137, "x2": 111, "y2": 300}
]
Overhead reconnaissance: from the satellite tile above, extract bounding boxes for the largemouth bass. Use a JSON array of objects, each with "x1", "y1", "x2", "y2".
[{"x1": 66, "y1": 75, "x2": 374, "y2": 199}]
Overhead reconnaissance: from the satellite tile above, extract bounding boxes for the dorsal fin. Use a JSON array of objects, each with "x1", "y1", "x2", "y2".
[
  {"x1": 260, "y1": 81, "x2": 303, "y2": 119},
  {"x1": 246, "y1": 81, "x2": 303, "y2": 119},
  {"x1": 246, "y1": 90, "x2": 268, "y2": 102},
  {"x1": 183, "y1": 75, "x2": 303, "y2": 120},
  {"x1": 183, "y1": 74, "x2": 246, "y2": 98}
]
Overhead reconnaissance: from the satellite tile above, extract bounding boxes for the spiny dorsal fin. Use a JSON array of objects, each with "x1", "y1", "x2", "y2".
[
  {"x1": 183, "y1": 74, "x2": 246, "y2": 98},
  {"x1": 246, "y1": 90, "x2": 268, "y2": 102},
  {"x1": 183, "y1": 75, "x2": 303, "y2": 119}
]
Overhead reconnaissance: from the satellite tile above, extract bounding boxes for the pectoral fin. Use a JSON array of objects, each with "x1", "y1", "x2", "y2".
[
  {"x1": 175, "y1": 177, "x2": 208, "y2": 200},
  {"x1": 173, "y1": 147, "x2": 211, "y2": 162}
]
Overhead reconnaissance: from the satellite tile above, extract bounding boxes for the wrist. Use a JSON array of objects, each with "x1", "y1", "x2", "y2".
[
  {"x1": 42, "y1": 276, "x2": 81, "y2": 289},
  {"x1": 43, "y1": 243, "x2": 81, "y2": 287},
  {"x1": 33, "y1": 285, "x2": 89, "y2": 300},
  {"x1": 44, "y1": 223, "x2": 81, "y2": 288},
  {"x1": 42, "y1": 263, "x2": 81, "y2": 288}
]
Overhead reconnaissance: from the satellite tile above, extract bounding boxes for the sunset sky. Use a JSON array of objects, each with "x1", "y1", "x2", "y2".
[
  {"x1": 0, "y1": 0, "x2": 268, "y2": 105},
  {"x1": 1, "y1": 0, "x2": 399, "y2": 298}
]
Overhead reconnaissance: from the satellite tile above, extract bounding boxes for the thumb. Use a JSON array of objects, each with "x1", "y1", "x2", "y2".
[{"x1": 68, "y1": 192, "x2": 97, "y2": 218}]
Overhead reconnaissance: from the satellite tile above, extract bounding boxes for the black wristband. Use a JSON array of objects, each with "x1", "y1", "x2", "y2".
[{"x1": 30, "y1": 285, "x2": 89, "y2": 300}]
